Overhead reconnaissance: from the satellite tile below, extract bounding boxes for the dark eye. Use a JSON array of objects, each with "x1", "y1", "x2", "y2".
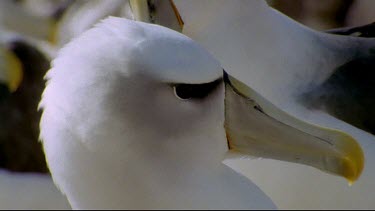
[{"x1": 173, "y1": 78, "x2": 222, "y2": 100}]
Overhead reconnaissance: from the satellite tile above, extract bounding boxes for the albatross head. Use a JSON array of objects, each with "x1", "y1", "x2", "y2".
[{"x1": 40, "y1": 17, "x2": 364, "y2": 209}]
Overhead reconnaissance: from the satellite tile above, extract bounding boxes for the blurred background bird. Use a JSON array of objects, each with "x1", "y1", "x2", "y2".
[{"x1": 0, "y1": 0, "x2": 374, "y2": 209}]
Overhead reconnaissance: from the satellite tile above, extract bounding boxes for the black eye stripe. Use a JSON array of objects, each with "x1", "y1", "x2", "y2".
[{"x1": 173, "y1": 78, "x2": 223, "y2": 100}]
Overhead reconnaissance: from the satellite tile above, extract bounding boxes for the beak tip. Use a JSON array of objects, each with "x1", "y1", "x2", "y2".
[
  {"x1": 338, "y1": 136, "x2": 365, "y2": 185},
  {"x1": 343, "y1": 159, "x2": 362, "y2": 185}
]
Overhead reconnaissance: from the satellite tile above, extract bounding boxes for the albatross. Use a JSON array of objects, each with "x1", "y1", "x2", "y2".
[
  {"x1": 0, "y1": 30, "x2": 70, "y2": 209},
  {"x1": 0, "y1": 31, "x2": 50, "y2": 172},
  {"x1": 40, "y1": 17, "x2": 363, "y2": 209},
  {"x1": 166, "y1": 0, "x2": 375, "y2": 209}
]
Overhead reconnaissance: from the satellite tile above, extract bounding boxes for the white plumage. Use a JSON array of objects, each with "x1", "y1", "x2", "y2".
[
  {"x1": 40, "y1": 17, "x2": 276, "y2": 209},
  {"x1": 173, "y1": 0, "x2": 375, "y2": 209},
  {"x1": 34, "y1": 0, "x2": 374, "y2": 209}
]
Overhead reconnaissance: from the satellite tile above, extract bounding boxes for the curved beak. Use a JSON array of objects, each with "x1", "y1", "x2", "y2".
[
  {"x1": 224, "y1": 72, "x2": 364, "y2": 184},
  {"x1": 0, "y1": 46, "x2": 22, "y2": 92},
  {"x1": 127, "y1": 0, "x2": 364, "y2": 184}
]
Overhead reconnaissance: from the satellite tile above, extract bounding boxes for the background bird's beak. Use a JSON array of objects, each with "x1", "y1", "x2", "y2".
[
  {"x1": 224, "y1": 72, "x2": 364, "y2": 184},
  {"x1": 0, "y1": 47, "x2": 22, "y2": 92},
  {"x1": 129, "y1": 0, "x2": 184, "y2": 32}
]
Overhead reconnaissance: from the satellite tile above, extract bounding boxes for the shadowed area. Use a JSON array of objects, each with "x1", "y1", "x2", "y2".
[
  {"x1": 326, "y1": 22, "x2": 375, "y2": 37},
  {"x1": 0, "y1": 84, "x2": 10, "y2": 103},
  {"x1": 301, "y1": 22, "x2": 375, "y2": 135},
  {"x1": 0, "y1": 40, "x2": 49, "y2": 173}
]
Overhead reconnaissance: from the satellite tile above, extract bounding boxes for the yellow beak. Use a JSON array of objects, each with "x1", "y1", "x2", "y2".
[
  {"x1": 224, "y1": 72, "x2": 364, "y2": 183},
  {"x1": 0, "y1": 47, "x2": 22, "y2": 92}
]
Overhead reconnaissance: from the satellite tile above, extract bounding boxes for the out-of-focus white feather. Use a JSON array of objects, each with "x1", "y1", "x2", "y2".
[{"x1": 173, "y1": 0, "x2": 375, "y2": 209}]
